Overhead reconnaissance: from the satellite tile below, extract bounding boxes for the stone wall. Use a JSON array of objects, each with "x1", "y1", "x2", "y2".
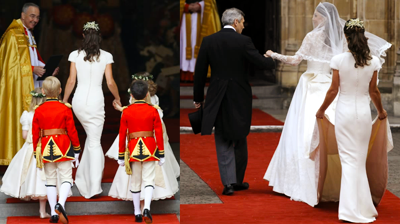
[{"x1": 277, "y1": 0, "x2": 399, "y2": 90}]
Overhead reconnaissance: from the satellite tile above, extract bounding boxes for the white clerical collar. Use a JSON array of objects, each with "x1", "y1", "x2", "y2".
[
  {"x1": 22, "y1": 24, "x2": 31, "y2": 33},
  {"x1": 224, "y1": 25, "x2": 236, "y2": 31}
]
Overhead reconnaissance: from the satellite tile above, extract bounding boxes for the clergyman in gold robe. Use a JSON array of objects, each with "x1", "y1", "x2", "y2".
[
  {"x1": 0, "y1": 3, "x2": 58, "y2": 165},
  {"x1": 180, "y1": 0, "x2": 221, "y2": 82}
]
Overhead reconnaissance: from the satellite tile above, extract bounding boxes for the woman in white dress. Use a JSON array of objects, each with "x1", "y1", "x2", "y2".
[
  {"x1": 63, "y1": 22, "x2": 121, "y2": 198},
  {"x1": 106, "y1": 72, "x2": 179, "y2": 201},
  {"x1": 263, "y1": 3, "x2": 391, "y2": 207},
  {"x1": 316, "y1": 18, "x2": 386, "y2": 223},
  {"x1": 1, "y1": 88, "x2": 50, "y2": 218}
]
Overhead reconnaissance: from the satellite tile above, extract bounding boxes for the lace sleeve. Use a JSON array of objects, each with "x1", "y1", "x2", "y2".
[{"x1": 271, "y1": 53, "x2": 303, "y2": 66}]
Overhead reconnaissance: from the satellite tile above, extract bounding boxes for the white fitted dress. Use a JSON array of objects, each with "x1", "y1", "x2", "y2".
[
  {"x1": 69, "y1": 49, "x2": 114, "y2": 198},
  {"x1": 331, "y1": 52, "x2": 380, "y2": 223}
]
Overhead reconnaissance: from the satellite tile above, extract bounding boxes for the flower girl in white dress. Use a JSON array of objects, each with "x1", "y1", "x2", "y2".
[
  {"x1": 106, "y1": 72, "x2": 179, "y2": 201},
  {"x1": 0, "y1": 88, "x2": 50, "y2": 218}
]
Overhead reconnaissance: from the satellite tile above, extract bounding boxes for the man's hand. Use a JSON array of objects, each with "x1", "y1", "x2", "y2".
[
  {"x1": 52, "y1": 67, "x2": 59, "y2": 76},
  {"x1": 189, "y1": 3, "x2": 201, "y2": 13},
  {"x1": 194, "y1": 102, "x2": 202, "y2": 109},
  {"x1": 117, "y1": 159, "x2": 125, "y2": 166},
  {"x1": 264, "y1": 50, "x2": 274, "y2": 58},
  {"x1": 33, "y1": 66, "x2": 45, "y2": 77},
  {"x1": 158, "y1": 157, "x2": 165, "y2": 166}
]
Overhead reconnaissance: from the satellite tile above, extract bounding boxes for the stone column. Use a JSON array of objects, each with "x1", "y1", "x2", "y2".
[{"x1": 393, "y1": 50, "x2": 400, "y2": 116}]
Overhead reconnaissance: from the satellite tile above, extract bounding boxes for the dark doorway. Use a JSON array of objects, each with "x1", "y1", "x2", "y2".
[{"x1": 216, "y1": 0, "x2": 280, "y2": 84}]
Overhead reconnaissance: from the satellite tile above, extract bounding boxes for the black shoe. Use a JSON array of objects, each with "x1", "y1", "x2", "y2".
[
  {"x1": 233, "y1": 182, "x2": 249, "y2": 191},
  {"x1": 55, "y1": 203, "x2": 68, "y2": 224},
  {"x1": 49, "y1": 215, "x2": 59, "y2": 223},
  {"x1": 143, "y1": 209, "x2": 152, "y2": 224},
  {"x1": 222, "y1": 185, "x2": 234, "y2": 195},
  {"x1": 135, "y1": 214, "x2": 143, "y2": 222}
]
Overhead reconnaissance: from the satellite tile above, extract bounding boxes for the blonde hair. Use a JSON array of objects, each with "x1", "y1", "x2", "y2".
[
  {"x1": 29, "y1": 87, "x2": 46, "y2": 111},
  {"x1": 134, "y1": 72, "x2": 157, "y2": 96},
  {"x1": 42, "y1": 77, "x2": 61, "y2": 98}
]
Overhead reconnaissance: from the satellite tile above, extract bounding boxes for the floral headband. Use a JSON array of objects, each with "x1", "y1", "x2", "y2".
[
  {"x1": 127, "y1": 74, "x2": 154, "y2": 93},
  {"x1": 30, "y1": 90, "x2": 46, "y2": 98},
  {"x1": 83, "y1": 21, "x2": 100, "y2": 31},
  {"x1": 345, "y1": 18, "x2": 364, "y2": 30},
  {"x1": 132, "y1": 73, "x2": 154, "y2": 81}
]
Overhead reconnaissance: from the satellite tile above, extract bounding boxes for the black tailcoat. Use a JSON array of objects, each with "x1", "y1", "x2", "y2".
[{"x1": 194, "y1": 28, "x2": 275, "y2": 140}]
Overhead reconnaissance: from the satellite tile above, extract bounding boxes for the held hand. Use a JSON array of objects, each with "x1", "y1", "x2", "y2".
[
  {"x1": 194, "y1": 102, "x2": 202, "y2": 109},
  {"x1": 113, "y1": 100, "x2": 123, "y2": 111},
  {"x1": 117, "y1": 159, "x2": 125, "y2": 166},
  {"x1": 74, "y1": 153, "x2": 80, "y2": 168},
  {"x1": 316, "y1": 109, "x2": 325, "y2": 119},
  {"x1": 378, "y1": 109, "x2": 387, "y2": 120},
  {"x1": 264, "y1": 50, "x2": 274, "y2": 58},
  {"x1": 189, "y1": 3, "x2": 201, "y2": 13},
  {"x1": 52, "y1": 67, "x2": 60, "y2": 76},
  {"x1": 158, "y1": 157, "x2": 165, "y2": 166},
  {"x1": 33, "y1": 66, "x2": 46, "y2": 77}
]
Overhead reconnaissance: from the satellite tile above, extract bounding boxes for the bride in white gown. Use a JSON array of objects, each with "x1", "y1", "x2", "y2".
[
  {"x1": 263, "y1": 3, "x2": 391, "y2": 207},
  {"x1": 63, "y1": 22, "x2": 121, "y2": 198}
]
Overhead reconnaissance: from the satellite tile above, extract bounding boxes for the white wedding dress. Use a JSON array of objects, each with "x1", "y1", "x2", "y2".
[
  {"x1": 264, "y1": 59, "x2": 336, "y2": 207},
  {"x1": 106, "y1": 95, "x2": 180, "y2": 201},
  {"x1": 331, "y1": 53, "x2": 380, "y2": 223},
  {"x1": 68, "y1": 49, "x2": 114, "y2": 198}
]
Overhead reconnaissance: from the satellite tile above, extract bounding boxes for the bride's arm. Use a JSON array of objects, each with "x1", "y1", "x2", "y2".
[
  {"x1": 105, "y1": 63, "x2": 121, "y2": 106},
  {"x1": 316, "y1": 69, "x2": 339, "y2": 118},
  {"x1": 369, "y1": 71, "x2": 387, "y2": 119},
  {"x1": 265, "y1": 50, "x2": 303, "y2": 66},
  {"x1": 63, "y1": 62, "x2": 77, "y2": 102}
]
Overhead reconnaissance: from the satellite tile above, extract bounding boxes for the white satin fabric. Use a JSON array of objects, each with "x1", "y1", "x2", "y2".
[
  {"x1": 330, "y1": 53, "x2": 380, "y2": 222},
  {"x1": 69, "y1": 49, "x2": 114, "y2": 198},
  {"x1": 264, "y1": 61, "x2": 337, "y2": 207}
]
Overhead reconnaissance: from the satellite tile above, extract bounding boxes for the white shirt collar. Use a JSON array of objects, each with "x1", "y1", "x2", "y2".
[{"x1": 224, "y1": 25, "x2": 236, "y2": 31}]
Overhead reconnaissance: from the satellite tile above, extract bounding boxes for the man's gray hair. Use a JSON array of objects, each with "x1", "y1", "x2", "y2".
[
  {"x1": 221, "y1": 8, "x2": 245, "y2": 26},
  {"x1": 22, "y1": 3, "x2": 39, "y2": 13}
]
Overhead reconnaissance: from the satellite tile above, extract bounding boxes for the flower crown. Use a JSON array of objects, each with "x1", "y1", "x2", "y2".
[
  {"x1": 127, "y1": 74, "x2": 154, "y2": 93},
  {"x1": 30, "y1": 90, "x2": 46, "y2": 98},
  {"x1": 132, "y1": 73, "x2": 154, "y2": 81},
  {"x1": 83, "y1": 21, "x2": 100, "y2": 31},
  {"x1": 346, "y1": 18, "x2": 364, "y2": 30}
]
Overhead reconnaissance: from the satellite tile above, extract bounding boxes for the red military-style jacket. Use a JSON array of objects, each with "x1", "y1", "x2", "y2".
[
  {"x1": 118, "y1": 101, "x2": 164, "y2": 162},
  {"x1": 32, "y1": 99, "x2": 81, "y2": 163}
]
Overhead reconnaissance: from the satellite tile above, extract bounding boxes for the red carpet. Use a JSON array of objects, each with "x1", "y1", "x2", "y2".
[
  {"x1": 180, "y1": 133, "x2": 400, "y2": 223},
  {"x1": 180, "y1": 108, "x2": 284, "y2": 127},
  {"x1": 6, "y1": 196, "x2": 175, "y2": 204},
  {"x1": 7, "y1": 214, "x2": 179, "y2": 224}
]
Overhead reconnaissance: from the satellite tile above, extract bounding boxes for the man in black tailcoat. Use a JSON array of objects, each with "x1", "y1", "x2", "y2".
[{"x1": 193, "y1": 8, "x2": 275, "y2": 195}]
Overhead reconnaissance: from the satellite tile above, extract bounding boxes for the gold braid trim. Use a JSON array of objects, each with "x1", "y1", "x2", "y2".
[
  {"x1": 180, "y1": 0, "x2": 185, "y2": 20},
  {"x1": 185, "y1": 12, "x2": 192, "y2": 60},
  {"x1": 36, "y1": 139, "x2": 43, "y2": 168},
  {"x1": 124, "y1": 147, "x2": 132, "y2": 175},
  {"x1": 195, "y1": 1, "x2": 211, "y2": 58}
]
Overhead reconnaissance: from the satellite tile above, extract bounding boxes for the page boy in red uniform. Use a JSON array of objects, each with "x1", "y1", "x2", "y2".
[
  {"x1": 118, "y1": 80, "x2": 164, "y2": 223},
  {"x1": 32, "y1": 77, "x2": 80, "y2": 224}
]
